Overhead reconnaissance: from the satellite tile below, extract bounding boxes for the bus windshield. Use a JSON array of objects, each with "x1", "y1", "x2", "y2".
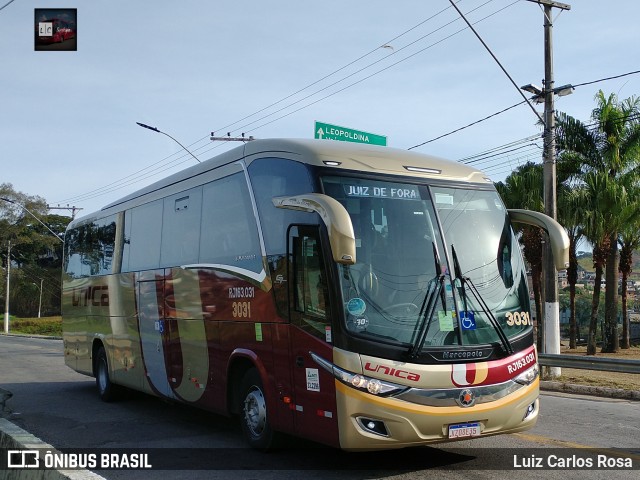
[{"x1": 322, "y1": 176, "x2": 530, "y2": 352}]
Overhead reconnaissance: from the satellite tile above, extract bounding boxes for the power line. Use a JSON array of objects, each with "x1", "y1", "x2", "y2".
[
  {"x1": 232, "y1": 1, "x2": 518, "y2": 136},
  {"x1": 447, "y1": 0, "x2": 544, "y2": 125},
  {"x1": 0, "y1": 0, "x2": 17, "y2": 13},
  {"x1": 464, "y1": 143, "x2": 542, "y2": 166},
  {"x1": 56, "y1": 5, "x2": 469, "y2": 205},
  {"x1": 224, "y1": 0, "x2": 505, "y2": 135},
  {"x1": 458, "y1": 133, "x2": 541, "y2": 162},
  {"x1": 409, "y1": 69, "x2": 640, "y2": 152},
  {"x1": 54, "y1": 1, "x2": 515, "y2": 207},
  {"x1": 456, "y1": 96, "x2": 640, "y2": 179},
  {"x1": 573, "y1": 70, "x2": 640, "y2": 89},
  {"x1": 211, "y1": 1, "x2": 463, "y2": 135},
  {"x1": 408, "y1": 100, "x2": 527, "y2": 150}
]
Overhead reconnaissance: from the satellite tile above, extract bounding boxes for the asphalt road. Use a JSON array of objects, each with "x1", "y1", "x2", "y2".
[{"x1": 1, "y1": 335, "x2": 638, "y2": 479}]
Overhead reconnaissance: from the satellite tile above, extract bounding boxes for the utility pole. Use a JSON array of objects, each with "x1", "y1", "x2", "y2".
[
  {"x1": 527, "y1": 0, "x2": 571, "y2": 378},
  {"x1": 48, "y1": 205, "x2": 83, "y2": 220},
  {"x1": 4, "y1": 241, "x2": 10, "y2": 334}
]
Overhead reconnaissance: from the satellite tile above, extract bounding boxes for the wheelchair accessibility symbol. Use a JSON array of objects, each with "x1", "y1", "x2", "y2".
[{"x1": 460, "y1": 311, "x2": 476, "y2": 330}]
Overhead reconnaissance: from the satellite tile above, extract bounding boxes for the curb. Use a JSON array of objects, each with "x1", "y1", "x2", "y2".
[
  {"x1": 540, "y1": 381, "x2": 640, "y2": 401},
  {"x1": 0, "y1": 419, "x2": 105, "y2": 480},
  {"x1": 0, "y1": 333, "x2": 63, "y2": 341}
]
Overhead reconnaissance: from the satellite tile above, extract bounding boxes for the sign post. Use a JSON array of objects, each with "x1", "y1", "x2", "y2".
[{"x1": 314, "y1": 121, "x2": 386, "y2": 146}]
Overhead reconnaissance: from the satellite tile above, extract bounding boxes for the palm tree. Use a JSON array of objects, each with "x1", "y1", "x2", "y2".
[
  {"x1": 556, "y1": 152, "x2": 587, "y2": 350},
  {"x1": 557, "y1": 186, "x2": 584, "y2": 349},
  {"x1": 496, "y1": 162, "x2": 544, "y2": 350},
  {"x1": 574, "y1": 172, "x2": 617, "y2": 355},
  {"x1": 618, "y1": 208, "x2": 640, "y2": 349},
  {"x1": 555, "y1": 91, "x2": 640, "y2": 353}
]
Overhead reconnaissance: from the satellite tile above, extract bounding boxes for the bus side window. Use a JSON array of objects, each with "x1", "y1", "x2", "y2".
[{"x1": 289, "y1": 226, "x2": 331, "y2": 341}]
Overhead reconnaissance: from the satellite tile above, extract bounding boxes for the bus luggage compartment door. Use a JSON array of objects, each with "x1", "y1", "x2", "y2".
[{"x1": 137, "y1": 270, "x2": 174, "y2": 398}]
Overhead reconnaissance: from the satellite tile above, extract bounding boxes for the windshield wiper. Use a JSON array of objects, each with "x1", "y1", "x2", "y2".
[
  {"x1": 408, "y1": 243, "x2": 445, "y2": 359},
  {"x1": 451, "y1": 246, "x2": 514, "y2": 355}
]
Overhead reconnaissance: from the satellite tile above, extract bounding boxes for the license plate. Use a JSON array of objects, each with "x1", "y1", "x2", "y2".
[{"x1": 448, "y1": 422, "x2": 481, "y2": 439}]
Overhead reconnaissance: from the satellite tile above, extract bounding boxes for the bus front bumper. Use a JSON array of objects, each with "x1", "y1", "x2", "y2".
[{"x1": 335, "y1": 378, "x2": 539, "y2": 451}]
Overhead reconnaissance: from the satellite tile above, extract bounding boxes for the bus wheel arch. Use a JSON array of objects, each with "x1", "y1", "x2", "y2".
[{"x1": 227, "y1": 351, "x2": 278, "y2": 450}]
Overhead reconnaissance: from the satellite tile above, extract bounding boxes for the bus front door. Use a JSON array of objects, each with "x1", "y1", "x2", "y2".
[{"x1": 288, "y1": 226, "x2": 340, "y2": 447}]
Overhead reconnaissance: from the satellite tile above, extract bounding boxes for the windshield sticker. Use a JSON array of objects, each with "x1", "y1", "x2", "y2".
[
  {"x1": 255, "y1": 323, "x2": 263, "y2": 341},
  {"x1": 306, "y1": 368, "x2": 320, "y2": 392},
  {"x1": 435, "y1": 193, "x2": 454, "y2": 205},
  {"x1": 325, "y1": 325, "x2": 332, "y2": 343},
  {"x1": 460, "y1": 311, "x2": 476, "y2": 330},
  {"x1": 438, "y1": 311, "x2": 454, "y2": 332},
  {"x1": 347, "y1": 298, "x2": 367, "y2": 316},
  {"x1": 352, "y1": 317, "x2": 369, "y2": 331},
  {"x1": 344, "y1": 184, "x2": 421, "y2": 200}
]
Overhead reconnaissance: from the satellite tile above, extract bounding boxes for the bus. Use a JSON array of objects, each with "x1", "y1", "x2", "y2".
[
  {"x1": 62, "y1": 138, "x2": 569, "y2": 451},
  {"x1": 36, "y1": 18, "x2": 75, "y2": 44}
]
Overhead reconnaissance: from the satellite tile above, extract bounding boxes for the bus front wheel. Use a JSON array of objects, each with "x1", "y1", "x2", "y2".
[
  {"x1": 95, "y1": 346, "x2": 118, "y2": 402},
  {"x1": 239, "y1": 369, "x2": 276, "y2": 450}
]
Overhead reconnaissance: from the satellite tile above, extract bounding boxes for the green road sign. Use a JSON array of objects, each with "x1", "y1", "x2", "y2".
[{"x1": 314, "y1": 121, "x2": 387, "y2": 146}]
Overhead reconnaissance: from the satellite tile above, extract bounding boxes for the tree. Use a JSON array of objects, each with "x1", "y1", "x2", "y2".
[
  {"x1": 0, "y1": 183, "x2": 69, "y2": 317},
  {"x1": 557, "y1": 186, "x2": 584, "y2": 349},
  {"x1": 556, "y1": 91, "x2": 640, "y2": 353},
  {"x1": 618, "y1": 220, "x2": 640, "y2": 349},
  {"x1": 568, "y1": 173, "x2": 608, "y2": 355},
  {"x1": 495, "y1": 162, "x2": 544, "y2": 350}
]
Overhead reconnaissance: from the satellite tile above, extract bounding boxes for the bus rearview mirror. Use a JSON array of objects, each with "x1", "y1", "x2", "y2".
[{"x1": 273, "y1": 193, "x2": 357, "y2": 265}]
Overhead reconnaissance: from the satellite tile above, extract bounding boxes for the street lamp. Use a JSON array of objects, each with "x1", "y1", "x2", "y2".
[
  {"x1": 136, "y1": 122, "x2": 201, "y2": 164},
  {"x1": 520, "y1": 83, "x2": 574, "y2": 104}
]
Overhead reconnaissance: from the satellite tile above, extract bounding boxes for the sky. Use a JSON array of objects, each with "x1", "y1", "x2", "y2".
[{"x1": 1, "y1": 0, "x2": 639, "y2": 219}]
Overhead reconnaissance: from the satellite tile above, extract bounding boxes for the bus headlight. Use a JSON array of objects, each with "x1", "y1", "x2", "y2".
[
  {"x1": 338, "y1": 369, "x2": 406, "y2": 396},
  {"x1": 514, "y1": 364, "x2": 539, "y2": 386},
  {"x1": 311, "y1": 352, "x2": 408, "y2": 397}
]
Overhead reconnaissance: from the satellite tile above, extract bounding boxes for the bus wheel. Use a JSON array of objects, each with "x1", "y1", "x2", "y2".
[
  {"x1": 239, "y1": 369, "x2": 276, "y2": 450},
  {"x1": 95, "y1": 346, "x2": 118, "y2": 402}
]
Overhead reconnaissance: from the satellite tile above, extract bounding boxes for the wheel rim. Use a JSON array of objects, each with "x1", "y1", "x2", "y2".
[{"x1": 243, "y1": 386, "x2": 267, "y2": 438}]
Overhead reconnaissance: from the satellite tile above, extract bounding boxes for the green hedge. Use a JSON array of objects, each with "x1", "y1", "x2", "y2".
[{"x1": 8, "y1": 316, "x2": 62, "y2": 336}]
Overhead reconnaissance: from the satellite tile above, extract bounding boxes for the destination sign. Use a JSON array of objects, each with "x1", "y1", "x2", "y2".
[{"x1": 343, "y1": 183, "x2": 421, "y2": 200}]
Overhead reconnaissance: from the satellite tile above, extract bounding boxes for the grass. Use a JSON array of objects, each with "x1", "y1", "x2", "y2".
[
  {"x1": 550, "y1": 344, "x2": 640, "y2": 391},
  {"x1": 8, "y1": 316, "x2": 62, "y2": 336}
]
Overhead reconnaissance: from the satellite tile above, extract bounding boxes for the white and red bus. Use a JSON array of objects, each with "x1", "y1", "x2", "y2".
[{"x1": 62, "y1": 139, "x2": 568, "y2": 450}]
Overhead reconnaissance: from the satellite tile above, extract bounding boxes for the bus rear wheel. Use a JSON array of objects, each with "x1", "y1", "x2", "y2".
[
  {"x1": 239, "y1": 369, "x2": 277, "y2": 450},
  {"x1": 95, "y1": 346, "x2": 118, "y2": 402}
]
